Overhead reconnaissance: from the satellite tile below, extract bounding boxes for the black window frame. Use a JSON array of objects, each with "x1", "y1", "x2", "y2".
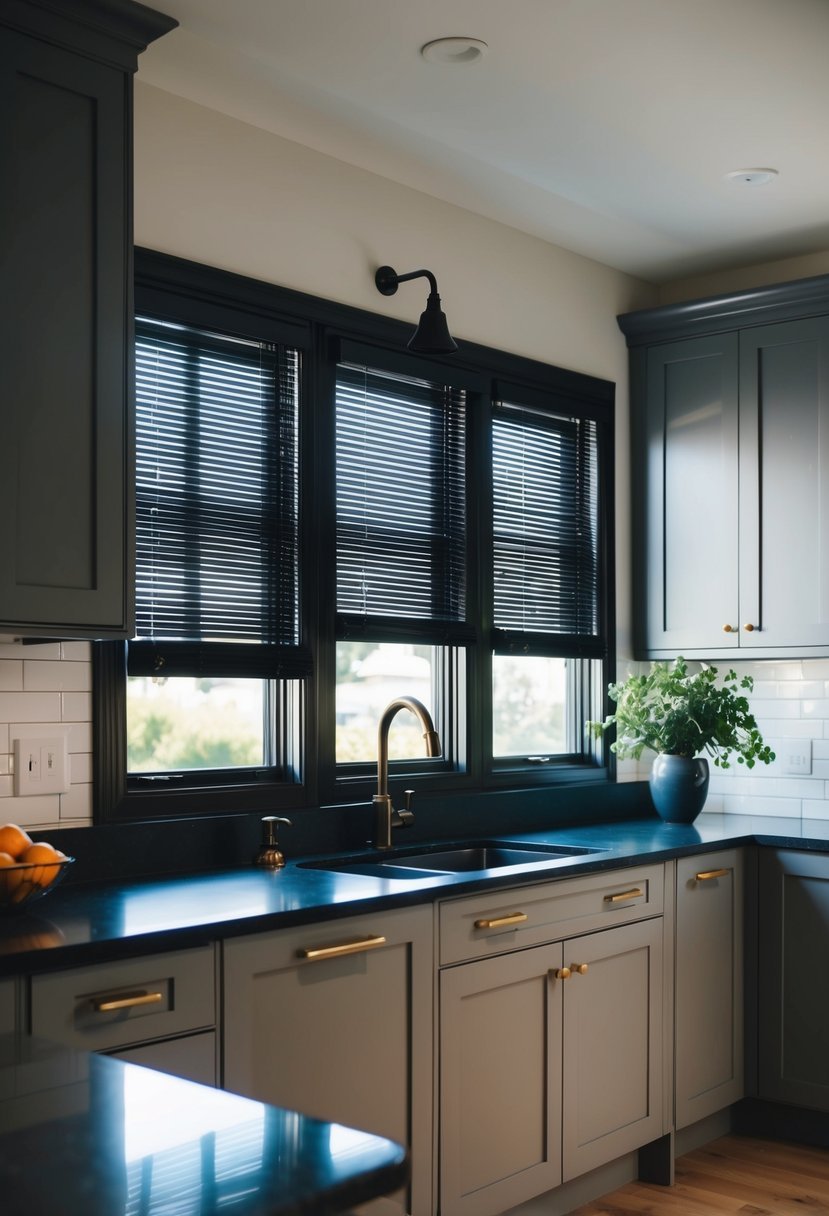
[{"x1": 95, "y1": 250, "x2": 616, "y2": 823}]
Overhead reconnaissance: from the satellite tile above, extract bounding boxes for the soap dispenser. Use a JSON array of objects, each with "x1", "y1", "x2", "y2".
[{"x1": 255, "y1": 815, "x2": 292, "y2": 868}]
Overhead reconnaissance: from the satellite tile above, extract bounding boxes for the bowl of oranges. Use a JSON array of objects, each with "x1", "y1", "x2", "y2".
[{"x1": 0, "y1": 823, "x2": 73, "y2": 910}]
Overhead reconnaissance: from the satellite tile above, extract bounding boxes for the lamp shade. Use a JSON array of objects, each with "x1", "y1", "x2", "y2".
[{"x1": 408, "y1": 292, "x2": 458, "y2": 354}]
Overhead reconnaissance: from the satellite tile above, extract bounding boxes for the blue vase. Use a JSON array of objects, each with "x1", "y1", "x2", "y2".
[{"x1": 649, "y1": 754, "x2": 710, "y2": 824}]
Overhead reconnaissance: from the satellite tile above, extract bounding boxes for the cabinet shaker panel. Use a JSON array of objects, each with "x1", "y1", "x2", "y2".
[
  {"x1": 641, "y1": 335, "x2": 739, "y2": 654},
  {"x1": 675, "y1": 850, "x2": 743, "y2": 1129},
  {"x1": 759, "y1": 849, "x2": 829, "y2": 1111},
  {"x1": 739, "y1": 318, "x2": 829, "y2": 649}
]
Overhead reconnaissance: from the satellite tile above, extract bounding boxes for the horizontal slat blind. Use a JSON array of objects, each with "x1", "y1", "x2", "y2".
[
  {"x1": 132, "y1": 317, "x2": 308, "y2": 676},
  {"x1": 492, "y1": 400, "x2": 600, "y2": 650},
  {"x1": 335, "y1": 361, "x2": 468, "y2": 641}
]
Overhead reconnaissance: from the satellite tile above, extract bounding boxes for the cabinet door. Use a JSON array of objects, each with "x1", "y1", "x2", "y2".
[
  {"x1": 675, "y1": 850, "x2": 744, "y2": 1129},
  {"x1": 223, "y1": 905, "x2": 433, "y2": 1216},
  {"x1": 0, "y1": 26, "x2": 131, "y2": 636},
  {"x1": 439, "y1": 943, "x2": 564, "y2": 1216},
  {"x1": 112, "y1": 1031, "x2": 217, "y2": 1086},
  {"x1": 561, "y1": 918, "x2": 663, "y2": 1181},
  {"x1": 759, "y1": 850, "x2": 829, "y2": 1111},
  {"x1": 639, "y1": 335, "x2": 739, "y2": 654},
  {"x1": 739, "y1": 318, "x2": 829, "y2": 650}
]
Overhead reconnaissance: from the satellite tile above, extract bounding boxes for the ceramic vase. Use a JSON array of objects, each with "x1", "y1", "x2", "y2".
[{"x1": 649, "y1": 754, "x2": 709, "y2": 824}]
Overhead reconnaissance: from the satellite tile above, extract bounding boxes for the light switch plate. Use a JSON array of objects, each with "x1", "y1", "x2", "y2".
[
  {"x1": 13, "y1": 735, "x2": 69, "y2": 795},
  {"x1": 781, "y1": 740, "x2": 812, "y2": 776}
]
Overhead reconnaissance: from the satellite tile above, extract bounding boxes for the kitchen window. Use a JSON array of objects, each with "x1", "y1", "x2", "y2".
[{"x1": 94, "y1": 251, "x2": 614, "y2": 821}]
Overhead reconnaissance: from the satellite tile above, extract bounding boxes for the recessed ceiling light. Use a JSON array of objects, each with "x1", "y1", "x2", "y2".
[
  {"x1": 724, "y1": 168, "x2": 779, "y2": 186},
  {"x1": 420, "y1": 37, "x2": 489, "y2": 65}
]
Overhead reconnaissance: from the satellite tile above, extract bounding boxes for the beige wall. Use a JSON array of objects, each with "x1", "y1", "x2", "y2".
[{"x1": 659, "y1": 249, "x2": 829, "y2": 306}]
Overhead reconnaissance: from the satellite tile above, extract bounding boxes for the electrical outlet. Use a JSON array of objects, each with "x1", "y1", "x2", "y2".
[
  {"x1": 13, "y1": 734, "x2": 69, "y2": 795},
  {"x1": 781, "y1": 741, "x2": 812, "y2": 776}
]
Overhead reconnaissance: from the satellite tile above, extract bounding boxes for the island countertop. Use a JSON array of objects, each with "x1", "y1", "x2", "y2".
[
  {"x1": 0, "y1": 813, "x2": 827, "y2": 975},
  {"x1": 0, "y1": 1035, "x2": 408, "y2": 1216}
]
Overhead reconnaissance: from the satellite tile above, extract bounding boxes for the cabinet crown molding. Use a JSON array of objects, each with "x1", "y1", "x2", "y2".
[{"x1": 618, "y1": 272, "x2": 829, "y2": 347}]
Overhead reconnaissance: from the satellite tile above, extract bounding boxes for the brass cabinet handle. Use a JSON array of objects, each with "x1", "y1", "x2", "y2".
[
  {"x1": 571, "y1": 963, "x2": 589, "y2": 975},
  {"x1": 695, "y1": 867, "x2": 731, "y2": 882},
  {"x1": 474, "y1": 911, "x2": 529, "y2": 930},
  {"x1": 743, "y1": 623, "x2": 756, "y2": 632},
  {"x1": 91, "y1": 990, "x2": 164, "y2": 1013},
  {"x1": 298, "y1": 934, "x2": 387, "y2": 961},
  {"x1": 552, "y1": 967, "x2": 571, "y2": 980},
  {"x1": 604, "y1": 887, "x2": 644, "y2": 904},
  {"x1": 722, "y1": 624, "x2": 736, "y2": 633}
]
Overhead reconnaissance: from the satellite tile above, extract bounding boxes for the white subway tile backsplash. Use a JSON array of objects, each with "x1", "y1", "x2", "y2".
[
  {"x1": 760, "y1": 719, "x2": 822, "y2": 738},
  {"x1": 60, "y1": 642, "x2": 91, "y2": 661},
  {"x1": 0, "y1": 662, "x2": 23, "y2": 692},
  {"x1": 803, "y1": 799, "x2": 829, "y2": 820},
  {"x1": 0, "y1": 793, "x2": 62, "y2": 826},
  {"x1": 720, "y1": 794, "x2": 802, "y2": 817},
  {"x1": 66, "y1": 723, "x2": 92, "y2": 753},
  {"x1": 60, "y1": 783, "x2": 91, "y2": 820},
  {"x1": 802, "y1": 699, "x2": 829, "y2": 719},
  {"x1": 69, "y1": 753, "x2": 92, "y2": 783},
  {"x1": 0, "y1": 692, "x2": 61, "y2": 722},
  {"x1": 751, "y1": 699, "x2": 801, "y2": 719},
  {"x1": 23, "y1": 660, "x2": 91, "y2": 693},
  {"x1": 61, "y1": 692, "x2": 92, "y2": 721},
  {"x1": 0, "y1": 777, "x2": 12, "y2": 797},
  {"x1": 0, "y1": 642, "x2": 60, "y2": 660}
]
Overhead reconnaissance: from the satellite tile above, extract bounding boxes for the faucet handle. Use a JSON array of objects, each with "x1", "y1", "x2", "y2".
[{"x1": 397, "y1": 789, "x2": 415, "y2": 828}]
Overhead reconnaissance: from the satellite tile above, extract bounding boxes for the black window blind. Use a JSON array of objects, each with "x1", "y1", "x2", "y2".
[
  {"x1": 335, "y1": 361, "x2": 471, "y2": 643},
  {"x1": 129, "y1": 316, "x2": 308, "y2": 679},
  {"x1": 492, "y1": 400, "x2": 601, "y2": 654}
]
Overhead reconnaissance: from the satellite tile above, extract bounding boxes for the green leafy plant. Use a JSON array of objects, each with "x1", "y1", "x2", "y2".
[{"x1": 588, "y1": 657, "x2": 775, "y2": 769}]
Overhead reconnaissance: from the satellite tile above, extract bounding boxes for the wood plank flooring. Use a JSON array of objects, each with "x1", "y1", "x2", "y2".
[{"x1": 569, "y1": 1135, "x2": 829, "y2": 1215}]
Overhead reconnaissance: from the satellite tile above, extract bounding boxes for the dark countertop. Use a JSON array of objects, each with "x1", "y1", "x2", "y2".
[
  {"x1": 1, "y1": 813, "x2": 828, "y2": 976},
  {"x1": 0, "y1": 1036, "x2": 407, "y2": 1216}
]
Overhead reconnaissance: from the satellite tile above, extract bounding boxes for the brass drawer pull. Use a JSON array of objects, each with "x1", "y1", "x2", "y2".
[
  {"x1": 298, "y1": 934, "x2": 387, "y2": 961},
  {"x1": 604, "y1": 887, "x2": 643, "y2": 904},
  {"x1": 695, "y1": 867, "x2": 730, "y2": 882},
  {"x1": 91, "y1": 990, "x2": 164, "y2": 1013},
  {"x1": 552, "y1": 967, "x2": 571, "y2": 980},
  {"x1": 571, "y1": 963, "x2": 589, "y2": 975},
  {"x1": 474, "y1": 912, "x2": 529, "y2": 930}
]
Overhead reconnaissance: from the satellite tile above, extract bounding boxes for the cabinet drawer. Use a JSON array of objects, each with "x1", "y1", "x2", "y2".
[
  {"x1": 113, "y1": 1031, "x2": 217, "y2": 1087},
  {"x1": 30, "y1": 946, "x2": 216, "y2": 1053},
  {"x1": 439, "y1": 865, "x2": 664, "y2": 965}
]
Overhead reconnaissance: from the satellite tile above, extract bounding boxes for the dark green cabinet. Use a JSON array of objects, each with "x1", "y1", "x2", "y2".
[
  {"x1": 758, "y1": 849, "x2": 829, "y2": 1112},
  {"x1": 0, "y1": 0, "x2": 175, "y2": 638},
  {"x1": 621, "y1": 280, "x2": 829, "y2": 658}
]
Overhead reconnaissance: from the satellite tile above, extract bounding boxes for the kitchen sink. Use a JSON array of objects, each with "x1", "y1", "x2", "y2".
[{"x1": 300, "y1": 840, "x2": 602, "y2": 880}]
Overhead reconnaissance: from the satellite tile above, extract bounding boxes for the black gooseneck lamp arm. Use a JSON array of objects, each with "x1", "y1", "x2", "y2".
[{"x1": 374, "y1": 265, "x2": 458, "y2": 354}]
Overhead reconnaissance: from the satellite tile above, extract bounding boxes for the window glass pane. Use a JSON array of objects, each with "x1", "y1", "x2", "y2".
[
  {"x1": 492, "y1": 655, "x2": 567, "y2": 757},
  {"x1": 336, "y1": 642, "x2": 436, "y2": 763},
  {"x1": 127, "y1": 676, "x2": 265, "y2": 772}
]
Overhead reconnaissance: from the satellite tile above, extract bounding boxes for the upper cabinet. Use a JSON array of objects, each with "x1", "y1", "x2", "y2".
[
  {"x1": 0, "y1": 0, "x2": 176, "y2": 639},
  {"x1": 620, "y1": 277, "x2": 829, "y2": 659}
]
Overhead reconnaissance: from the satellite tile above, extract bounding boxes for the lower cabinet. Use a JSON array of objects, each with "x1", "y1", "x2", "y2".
[
  {"x1": 0, "y1": 979, "x2": 16, "y2": 1036},
  {"x1": 438, "y1": 873, "x2": 665, "y2": 1216},
  {"x1": 28, "y1": 946, "x2": 218, "y2": 1085},
  {"x1": 222, "y1": 903, "x2": 433, "y2": 1216},
  {"x1": 674, "y1": 849, "x2": 744, "y2": 1129},
  {"x1": 758, "y1": 849, "x2": 829, "y2": 1111}
]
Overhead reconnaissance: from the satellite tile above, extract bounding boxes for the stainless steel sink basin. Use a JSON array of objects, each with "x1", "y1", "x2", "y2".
[{"x1": 300, "y1": 841, "x2": 601, "y2": 879}]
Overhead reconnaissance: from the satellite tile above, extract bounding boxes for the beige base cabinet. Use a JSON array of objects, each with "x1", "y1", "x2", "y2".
[
  {"x1": 222, "y1": 903, "x2": 433, "y2": 1216},
  {"x1": 28, "y1": 946, "x2": 218, "y2": 1085},
  {"x1": 674, "y1": 850, "x2": 744, "y2": 1130},
  {"x1": 438, "y1": 870, "x2": 665, "y2": 1216}
]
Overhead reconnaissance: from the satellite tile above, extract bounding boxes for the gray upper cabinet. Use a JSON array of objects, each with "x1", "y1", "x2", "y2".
[
  {"x1": 0, "y1": 0, "x2": 175, "y2": 638},
  {"x1": 621, "y1": 276, "x2": 829, "y2": 658}
]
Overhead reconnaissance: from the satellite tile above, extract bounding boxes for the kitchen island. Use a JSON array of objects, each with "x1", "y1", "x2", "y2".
[{"x1": 0, "y1": 1034, "x2": 408, "y2": 1216}]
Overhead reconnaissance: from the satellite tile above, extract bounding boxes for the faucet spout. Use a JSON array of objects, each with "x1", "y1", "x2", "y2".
[{"x1": 373, "y1": 696, "x2": 441, "y2": 849}]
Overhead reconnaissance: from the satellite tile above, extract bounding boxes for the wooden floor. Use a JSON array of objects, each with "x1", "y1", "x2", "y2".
[{"x1": 569, "y1": 1135, "x2": 829, "y2": 1215}]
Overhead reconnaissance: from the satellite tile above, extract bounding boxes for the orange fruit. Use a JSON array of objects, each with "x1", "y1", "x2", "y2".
[
  {"x1": 19, "y1": 841, "x2": 63, "y2": 888},
  {"x1": 0, "y1": 850, "x2": 29, "y2": 901},
  {"x1": 0, "y1": 823, "x2": 33, "y2": 859}
]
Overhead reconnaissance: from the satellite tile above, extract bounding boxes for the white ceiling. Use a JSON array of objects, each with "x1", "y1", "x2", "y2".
[{"x1": 137, "y1": 0, "x2": 829, "y2": 284}]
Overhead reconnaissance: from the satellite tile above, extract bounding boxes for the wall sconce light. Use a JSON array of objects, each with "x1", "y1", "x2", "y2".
[{"x1": 374, "y1": 265, "x2": 458, "y2": 354}]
